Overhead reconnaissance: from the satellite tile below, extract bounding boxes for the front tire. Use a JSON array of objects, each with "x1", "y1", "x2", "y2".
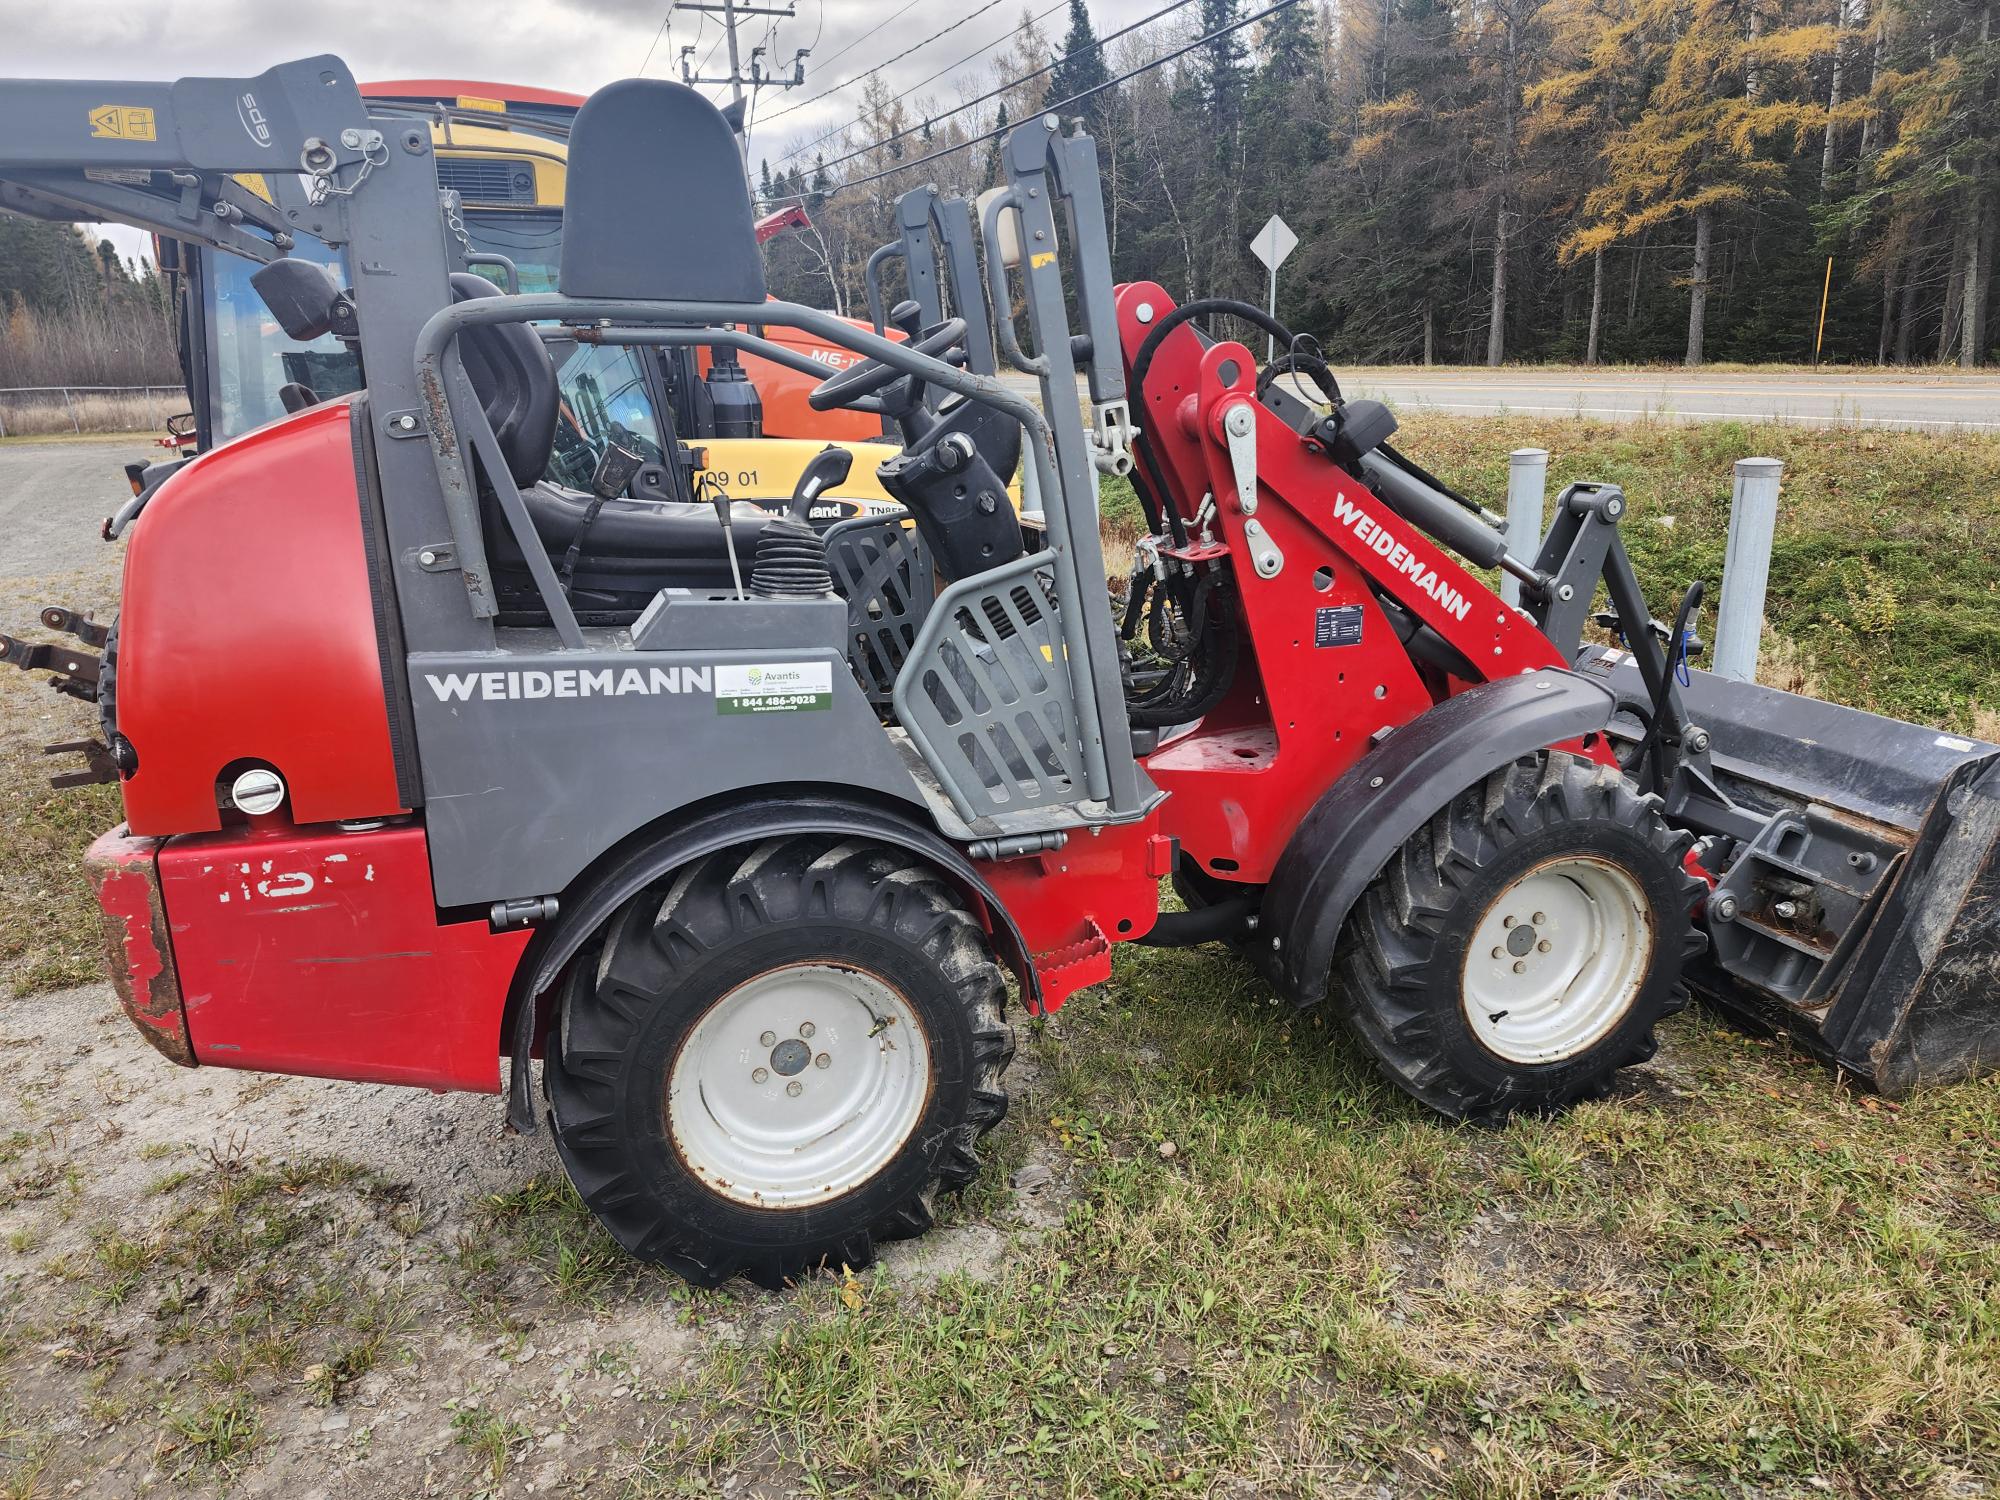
[
  {"x1": 547, "y1": 836, "x2": 1013, "y2": 1288},
  {"x1": 1337, "y1": 752, "x2": 1703, "y2": 1123}
]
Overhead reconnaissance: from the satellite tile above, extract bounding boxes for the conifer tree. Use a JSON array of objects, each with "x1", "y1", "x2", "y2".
[
  {"x1": 1567, "y1": 0, "x2": 1837, "y2": 365},
  {"x1": 1529, "y1": 0, "x2": 1649, "y2": 362},
  {"x1": 986, "y1": 102, "x2": 1011, "y2": 187},
  {"x1": 1046, "y1": 0, "x2": 1114, "y2": 127}
]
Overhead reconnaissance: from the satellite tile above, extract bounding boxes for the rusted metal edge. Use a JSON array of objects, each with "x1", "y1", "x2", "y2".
[{"x1": 84, "y1": 825, "x2": 195, "y2": 1068}]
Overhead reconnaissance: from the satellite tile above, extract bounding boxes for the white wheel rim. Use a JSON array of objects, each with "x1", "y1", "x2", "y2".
[
  {"x1": 1461, "y1": 856, "x2": 1654, "y2": 1065},
  {"x1": 667, "y1": 963, "x2": 932, "y2": 1209}
]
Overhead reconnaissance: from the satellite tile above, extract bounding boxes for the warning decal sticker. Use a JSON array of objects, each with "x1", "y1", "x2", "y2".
[
  {"x1": 716, "y1": 661, "x2": 835, "y2": 714},
  {"x1": 89, "y1": 105, "x2": 156, "y2": 142}
]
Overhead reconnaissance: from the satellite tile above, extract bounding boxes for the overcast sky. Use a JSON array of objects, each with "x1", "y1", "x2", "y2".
[{"x1": 6, "y1": 0, "x2": 1180, "y2": 266}]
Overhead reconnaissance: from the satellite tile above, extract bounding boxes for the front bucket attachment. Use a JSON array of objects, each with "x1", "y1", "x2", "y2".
[{"x1": 1593, "y1": 653, "x2": 2000, "y2": 1095}]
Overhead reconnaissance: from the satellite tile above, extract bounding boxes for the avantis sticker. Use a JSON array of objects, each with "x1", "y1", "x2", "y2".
[{"x1": 716, "y1": 661, "x2": 834, "y2": 714}]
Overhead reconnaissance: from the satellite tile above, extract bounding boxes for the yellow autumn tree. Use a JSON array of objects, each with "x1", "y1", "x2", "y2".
[
  {"x1": 1527, "y1": 0, "x2": 1651, "y2": 362},
  {"x1": 1563, "y1": 0, "x2": 1840, "y2": 364}
]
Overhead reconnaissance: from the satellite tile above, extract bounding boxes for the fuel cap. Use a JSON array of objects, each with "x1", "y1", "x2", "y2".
[{"x1": 229, "y1": 767, "x2": 286, "y2": 816}]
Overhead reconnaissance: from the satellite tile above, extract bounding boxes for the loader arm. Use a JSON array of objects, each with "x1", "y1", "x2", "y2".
[{"x1": 0, "y1": 58, "x2": 376, "y2": 256}]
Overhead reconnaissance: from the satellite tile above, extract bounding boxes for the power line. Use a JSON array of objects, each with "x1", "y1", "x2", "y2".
[
  {"x1": 680, "y1": 0, "x2": 809, "y2": 145},
  {"x1": 773, "y1": 0, "x2": 1206, "y2": 183},
  {"x1": 769, "y1": 0, "x2": 1069, "y2": 169},
  {"x1": 639, "y1": 2, "x2": 679, "y2": 74},
  {"x1": 744, "y1": 10, "x2": 784, "y2": 140},
  {"x1": 761, "y1": 0, "x2": 1010, "y2": 125},
  {"x1": 805, "y1": 0, "x2": 927, "y2": 75},
  {"x1": 767, "y1": 0, "x2": 1301, "y2": 204},
  {"x1": 695, "y1": 30, "x2": 728, "y2": 102}
]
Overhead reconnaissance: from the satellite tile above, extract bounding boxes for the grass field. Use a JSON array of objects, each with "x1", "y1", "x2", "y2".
[
  {"x1": 0, "y1": 393, "x2": 173, "y2": 440},
  {"x1": 0, "y1": 416, "x2": 1996, "y2": 1497},
  {"x1": 1100, "y1": 415, "x2": 2000, "y2": 736}
]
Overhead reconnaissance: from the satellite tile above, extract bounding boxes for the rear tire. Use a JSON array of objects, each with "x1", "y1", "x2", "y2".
[
  {"x1": 1336, "y1": 752, "x2": 1703, "y2": 1123},
  {"x1": 547, "y1": 835, "x2": 1013, "y2": 1288}
]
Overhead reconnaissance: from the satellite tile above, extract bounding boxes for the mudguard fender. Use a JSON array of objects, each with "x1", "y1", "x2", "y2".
[
  {"x1": 501, "y1": 791, "x2": 1038, "y2": 1132},
  {"x1": 1260, "y1": 669, "x2": 1618, "y2": 1006}
]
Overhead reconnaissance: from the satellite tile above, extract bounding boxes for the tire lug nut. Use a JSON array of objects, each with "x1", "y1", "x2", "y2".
[
  {"x1": 759, "y1": 1031, "x2": 776, "y2": 1047},
  {"x1": 1512, "y1": 960, "x2": 1526, "y2": 974},
  {"x1": 1532, "y1": 911, "x2": 1547, "y2": 925},
  {"x1": 815, "y1": 1053, "x2": 831, "y2": 1069},
  {"x1": 786, "y1": 1080, "x2": 803, "y2": 1097},
  {"x1": 1538, "y1": 939, "x2": 1552, "y2": 953},
  {"x1": 1491, "y1": 947, "x2": 1504, "y2": 960},
  {"x1": 752, "y1": 1067, "x2": 768, "y2": 1083},
  {"x1": 799, "y1": 1022, "x2": 816, "y2": 1039},
  {"x1": 1502, "y1": 915, "x2": 1516, "y2": 928}
]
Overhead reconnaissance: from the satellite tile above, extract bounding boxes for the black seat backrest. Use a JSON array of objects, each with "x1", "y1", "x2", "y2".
[
  {"x1": 559, "y1": 79, "x2": 766, "y2": 303},
  {"x1": 450, "y1": 272, "x2": 557, "y2": 490}
]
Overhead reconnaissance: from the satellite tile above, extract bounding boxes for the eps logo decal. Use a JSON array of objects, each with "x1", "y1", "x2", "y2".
[
  {"x1": 237, "y1": 91, "x2": 272, "y2": 148},
  {"x1": 89, "y1": 105, "x2": 156, "y2": 142}
]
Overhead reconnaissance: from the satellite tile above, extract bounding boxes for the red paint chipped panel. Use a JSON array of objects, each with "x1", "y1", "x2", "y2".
[
  {"x1": 157, "y1": 821, "x2": 530, "y2": 1093},
  {"x1": 85, "y1": 826, "x2": 194, "y2": 1066}
]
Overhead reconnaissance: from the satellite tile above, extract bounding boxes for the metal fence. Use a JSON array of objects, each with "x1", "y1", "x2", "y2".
[{"x1": 0, "y1": 384, "x2": 188, "y2": 438}]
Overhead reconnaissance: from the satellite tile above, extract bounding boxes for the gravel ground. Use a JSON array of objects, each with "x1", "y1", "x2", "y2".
[
  {"x1": 0, "y1": 438, "x2": 152, "y2": 582},
  {"x1": 0, "y1": 439, "x2": 1064, "y2": 1496},
  {"x1": 5, "y1": 435, "x2": 1994, "y2": 1498}
]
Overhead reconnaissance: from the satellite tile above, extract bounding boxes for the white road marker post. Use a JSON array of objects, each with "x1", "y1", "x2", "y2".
[
  {"x1": 1502, "y1": 448, "x2": 1548, "y2": 606},
  {"x1": 1248, "y1": 215, "x2": 1298, "y2": 364},
  {"x1": 1713, "y1": 456, "x2": 1784, "y2": 682}
]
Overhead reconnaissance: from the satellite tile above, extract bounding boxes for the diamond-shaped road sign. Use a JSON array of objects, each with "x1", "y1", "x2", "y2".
[{"x1": 1249, "y1": 214, "x2": 1298, "y2": 272}]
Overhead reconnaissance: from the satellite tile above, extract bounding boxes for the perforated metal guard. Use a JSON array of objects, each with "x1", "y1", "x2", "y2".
[
  {"x1": 892, "y1": 552, "x2": 1085, "y2": 823},
  {"x1": 826, "y1": 514, "x2": 936, "y2": 708}
]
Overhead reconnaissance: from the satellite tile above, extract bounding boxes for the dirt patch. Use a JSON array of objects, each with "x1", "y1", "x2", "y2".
[{"x1": 0, "y1": 982, "x2": 1071, "y2": 1496}]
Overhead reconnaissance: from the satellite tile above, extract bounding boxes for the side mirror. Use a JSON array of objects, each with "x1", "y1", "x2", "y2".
[{"x1": 250, "y1": 258, "x2": 346, "y2": 342}]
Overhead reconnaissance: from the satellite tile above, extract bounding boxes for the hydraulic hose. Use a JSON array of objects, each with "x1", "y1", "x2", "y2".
[
  {"x1": 1128, "y1": 297, "x2": 1333, "y2": 547},
  {"x1": 1134, "y1": 896, "x2": 1257, "y2": 948},
  {"x1": 1626, "y1": 579, "x2": 1705, "y2": 795},
  {"x1": 1129, "y1": 297, "x2": 1324, "y2": 400}
]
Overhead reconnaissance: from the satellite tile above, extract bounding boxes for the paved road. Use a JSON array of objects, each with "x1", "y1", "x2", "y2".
[
  {"x1": 1003, "y1": 367, "x2": 2000, "y2": 431},
  {"x1": 1318, "y1": 369, "x2": 2000, "y2": 432},
  {"x1": 0, "y1": 436, "x2": 150, "y2": 578}
]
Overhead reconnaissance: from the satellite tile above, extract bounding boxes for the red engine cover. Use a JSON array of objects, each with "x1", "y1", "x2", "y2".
[
  {"x1": 117, "y1": 402, "x2": 405, "y2": 836},
  {"x1": 158, "y1": 821, "x2": 529, "y2": 1092}
]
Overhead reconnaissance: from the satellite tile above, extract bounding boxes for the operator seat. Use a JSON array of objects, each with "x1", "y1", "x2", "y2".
[{"x1": 451, "y1": 274, "x2": 777, "y2": 620}]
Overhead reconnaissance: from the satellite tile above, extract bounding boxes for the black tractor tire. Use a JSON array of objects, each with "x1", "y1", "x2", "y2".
[
  {"x1": 97, "y1": 616, "x2": 120, "y2": 741},
  {"x1": 1336, "y1": 751, "x2": 1704, "y2": 1124},
  {"x1": 546, "y1": 835, "x2": 1013, "y2": 1289}
]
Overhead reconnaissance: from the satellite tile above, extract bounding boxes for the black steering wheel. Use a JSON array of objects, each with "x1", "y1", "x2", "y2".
[{"x1": 809, "y1": 316, "x2": 966, "y2": 411}]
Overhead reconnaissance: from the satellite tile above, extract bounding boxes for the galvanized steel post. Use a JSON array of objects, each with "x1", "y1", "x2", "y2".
[
  {"x1": 1714, "y1": 456, "x2": 1784, "y2": 682},
  {"x1": 1501, "y1": 448, "x2": 1548, "y2": 606}
]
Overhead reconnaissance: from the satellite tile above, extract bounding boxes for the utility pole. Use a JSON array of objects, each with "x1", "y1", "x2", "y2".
[{"x1": 679, "y1": 0, "x2": 809, "y2": 168}]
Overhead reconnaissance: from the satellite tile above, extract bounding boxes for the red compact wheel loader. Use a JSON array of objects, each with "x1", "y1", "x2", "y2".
[{"x1": 2, "y1": 58, "x2": 1996, "y2": 1288}]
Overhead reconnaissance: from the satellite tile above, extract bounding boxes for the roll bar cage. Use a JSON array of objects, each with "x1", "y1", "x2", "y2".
[
  {"x1": 0, "y1": 58, "x2": 1150, "y2": 822},
  {"x1": 864, "y1": 185, "x2": 996, "y2": 379},
  {"x1": 413, "y1": 112, "x2": 1143, "y2": 815}
]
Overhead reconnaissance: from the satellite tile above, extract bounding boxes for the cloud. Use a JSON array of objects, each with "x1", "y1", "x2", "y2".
[{"x1": 8, "y1": 1, "x2": 1176, "y2": 169}]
